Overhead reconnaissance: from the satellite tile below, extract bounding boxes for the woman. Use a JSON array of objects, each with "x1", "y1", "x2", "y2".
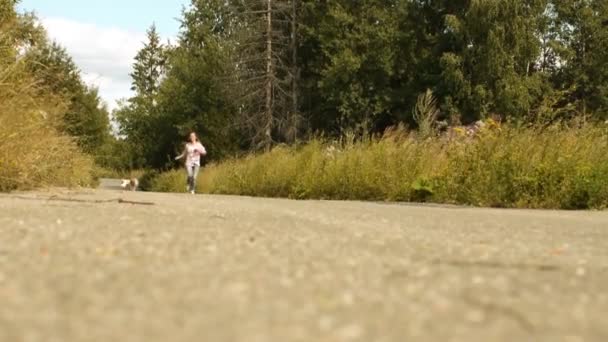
[{"x1": 175, "y1": 132, "x2": 207, "y2": 194}]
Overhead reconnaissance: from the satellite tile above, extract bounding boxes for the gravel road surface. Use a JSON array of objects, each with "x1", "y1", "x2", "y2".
[{"x1": 1, "y1": 188, "x2": 607, "y2": 342}]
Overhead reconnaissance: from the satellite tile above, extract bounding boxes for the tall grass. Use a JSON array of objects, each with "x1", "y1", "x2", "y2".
[
  {"x1": 150, "y1": 122, "x2": 608, "y2": 209},
  {"x1": 0, "y1": 59, "x2": 94, "y2": 192}
]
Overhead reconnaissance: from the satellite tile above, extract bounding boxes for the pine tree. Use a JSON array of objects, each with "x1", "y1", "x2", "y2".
[
  {"x1": 114, "y1": 23, "x2": 167, "y2": 167},
  {"x1": 130, "y1": 24, "x2": 166, "y2": 102},
  {"x1": 230, "y1": 0, "x2": 300, "y2": 149}
]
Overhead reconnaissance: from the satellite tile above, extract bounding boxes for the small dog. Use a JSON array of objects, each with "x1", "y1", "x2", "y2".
[{"x1": 120, "y1": 178, "x2": 139, "y2": 191}]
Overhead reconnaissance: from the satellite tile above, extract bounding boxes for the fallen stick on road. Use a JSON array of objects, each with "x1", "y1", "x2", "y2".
[{"x1": 9, "y1": 195, "x2": 155, "y2": 206}]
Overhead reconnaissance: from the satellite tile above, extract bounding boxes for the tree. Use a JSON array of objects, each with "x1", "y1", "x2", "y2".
[
  {"x1": 114, "y1": 0, "x2": 241, "y2": 169},
  {"x1": 1, "y1": 0, "x2": 99, "y2": 189},
  {"x1": 97, "y1": 0, "x2": 608, "y2": 172},
  {"x1": 288, "y1": 0, "x2": 300, "y2": 142},
  {"x1": 130, "y1": 24, "x2": 166, "y2": 103},
  {"x1": 0, "y1": 0, "x2": 45, "y2": 64},
  {"x1": 298, "y1": 0, "x2": 404, "y2": 135},
  {"x1": 65, "y1": 86, "x2": 111, "y2": 153},
  {"x1": 551, "y1": 0, "x2": 608, "y2": 118},
  {"x1": 229, "y1": 0, "x2": 301, "y2": 149},
  {"x1": 395, "y1": 0, "x2": 552, "y2": 123},
  {"x1": 159, "y1": 0, "x2": 239, "y2": 161},
  {"x1": 114, "y1": 24, "x2": 167, "y2": 168},
  {"x1": 25, "y1": 39, "x2": 111, "y2": 153}
]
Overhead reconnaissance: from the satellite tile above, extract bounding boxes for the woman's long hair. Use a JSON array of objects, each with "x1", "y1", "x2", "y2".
[{"x1": 188, "y1": 132, "x2": 199, "y2": 143}]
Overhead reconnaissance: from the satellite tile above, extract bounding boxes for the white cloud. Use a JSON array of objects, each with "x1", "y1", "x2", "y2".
[{"x1": 41, "y1": 17, "x2": 149, "y2": 111}]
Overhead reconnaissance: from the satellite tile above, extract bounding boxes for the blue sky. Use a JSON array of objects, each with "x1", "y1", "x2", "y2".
[
  {"x1": 18, "y1": 0, "x2": 190, "y2": 110},
  {"x1": 20, "y1": 0, "x2": 187, "y2": 37}
]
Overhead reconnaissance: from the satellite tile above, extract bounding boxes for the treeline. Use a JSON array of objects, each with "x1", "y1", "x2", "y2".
[
  {"x1": 116, "y1": 0, "x2": 607, "y2": 170},
  {"x1": 0, "y1": 0, "x2": 113, "y2": 190}
]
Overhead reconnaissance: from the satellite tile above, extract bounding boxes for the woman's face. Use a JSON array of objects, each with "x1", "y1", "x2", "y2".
[{"x1": 189, "y1": 133, "x2": 197, "y2": 143}]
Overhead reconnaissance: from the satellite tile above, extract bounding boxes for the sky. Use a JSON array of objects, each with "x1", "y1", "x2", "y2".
[{"x1": 19, "y1": 0, "x2": 189, "y2": 110}]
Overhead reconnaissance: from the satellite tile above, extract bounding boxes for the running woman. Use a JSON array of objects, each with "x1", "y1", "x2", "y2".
[{"x1": 175, "y1": 132, "x2": 207, "y2": 194}]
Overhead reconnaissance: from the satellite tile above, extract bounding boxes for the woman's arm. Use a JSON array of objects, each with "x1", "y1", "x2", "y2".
[
  {"x1": 175, "y1": 146, "x2": 186, "y2": 160},
  {"x1": 197, "y1": 143, "x2": 207, "y2": 156}
]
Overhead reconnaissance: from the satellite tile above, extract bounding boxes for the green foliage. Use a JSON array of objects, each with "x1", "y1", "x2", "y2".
[
  {"x1": 113, "y1": 25, "x2": 167, "y2": 169},
  {"x1": 413, "y1": 89, "x2": 440, "y2": 138},
  {"x1": 299, "y1": 0, "x2": 402, "y2": 133},
  {"x1": 93, "y1": 137, "x2": 139, "y2": 171},
  {"x1": 146, "y1": 169, "x2": 187, "y2": 193},
  {"x1": 114, "y1": 3, "x2": 239, "y2": 169},
  {"x1": 113, "y1": 24, "x2": 168, "y2": 169},
  {"x1": 156, "y1": 22, "x2": 238, "y2": 164},
  {"x1": 114, "y1": 0, "x2": 608, "y2": 181},
  {"x1": 295, "y1": 0, "x2": 607, "y2": 134},
  {"x1": 25, "y1": 38, "x2": 111, "y2": 154},
  {"x1": 130, "y1": 24, "x2": 165, "y2": 98},
  {"x1": 411, "y1": 178, "x2": 434, "y2": 203},
  {"x1": 551, "y1": 0, "x2": 608, "y2": 118},
  {"x1": 0, "y1": 0, "x2": 45, "y2": 64}
]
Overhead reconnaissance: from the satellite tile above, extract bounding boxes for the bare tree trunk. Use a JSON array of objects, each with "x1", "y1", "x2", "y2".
[
  {"x1": 290, "y1": 0, "x2": 299, "y2": 143},
  {"x1": 232, "y1": 0, "x2": 295, "y2": 150},
  {"x1": 264, "y1": 0, "x2": 273, "y2": 151}
]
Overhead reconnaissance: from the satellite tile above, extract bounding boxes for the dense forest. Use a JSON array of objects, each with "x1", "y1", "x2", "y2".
[{"x1": 112, "y1": 0, "x2": 608, "y2": 169}]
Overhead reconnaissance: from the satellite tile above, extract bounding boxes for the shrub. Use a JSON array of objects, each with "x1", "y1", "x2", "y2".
[
  {"x1": 0, "y1": 62, "x2": 94, "y2": 191},
  {"x1": 146, "y1": 121, "x2": 608, "y2": 210}
]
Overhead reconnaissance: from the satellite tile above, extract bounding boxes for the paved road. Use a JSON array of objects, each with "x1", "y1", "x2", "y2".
[
  {"x1": 0, "y1": 188, "x2": 607, "y2": 342},
  {"x1": 98, "y1": 178, "x2": 124, "y2": 191}
]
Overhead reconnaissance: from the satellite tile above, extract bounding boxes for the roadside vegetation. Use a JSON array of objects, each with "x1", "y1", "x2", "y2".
[
  {"x1": 3, "y1": 0, "x2": 608, "y2": 211},
  {"x1": 0, "y1": 76, "x2": 95, "y2": 191},
  {"x1": 0, "y1": 1, "x2": 96, "y2": 191},
  {"x1": 148, "y1": 120, "x2": 608, "y2": 210}
]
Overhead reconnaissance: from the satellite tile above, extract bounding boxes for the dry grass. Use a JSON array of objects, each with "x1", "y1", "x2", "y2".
[
  {"x1": 0, "y1": 60, "x2": 94, "y2": 192},
  {"x1": 149, "y1": 121, "x2": 608, "y2": 210},
  {"x1": 144, "y1": 167, "x2": 219, "y2": 194}
]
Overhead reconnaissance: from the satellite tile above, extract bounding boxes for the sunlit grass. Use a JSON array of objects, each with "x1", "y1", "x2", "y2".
[
  {"x1": 149, "y1": 122, "x2": 608, "y2": 210},
  {"x1": 0, "y1": 61, "x2": 94, "y2": 192}
]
